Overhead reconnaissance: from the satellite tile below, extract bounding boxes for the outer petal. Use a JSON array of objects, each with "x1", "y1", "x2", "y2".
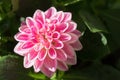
[
  {"x1": 45, "y1": 7, "x2": 57, "y2": 18},
  {"x1": 22, "y1": 41, "x2": 34, "y2": 49},
  {"x1": 62, "y1": 12, "x2": 71, "y2": 22},
  {"x1": 24, "y1": 54, "x2": 34, "y2": 68},
  {"x1": 68, "y1": 33, "x2": 78, "y2": 43},
  {"x1": 56, "y1": 49, "x2": 67, "y2": 61},
  {"x1": 70, "y1": 40, "x2": 83, "y2": 51},
  {"x1": 55, "y1": 11, "x2": 64, "y2": 22},
  {"x1": 44, "y1": 56, "x2": 57, "y2": 72},
  {"x1": 66, "y1": 54, "x2": 77, "y2": 65},
  {"x1": 33, "y1": 10, "x2": 45, "y2": 24},
  {"x1": 19, "y1": 25, "x2": 31, "y2": 33},
  {"x1": 14, "y1": 42, "x2": 29, "y2": 56},
  {"x1": 65, "y1": 22, "x2": 77, "y2": 32},
  {"x1": 72, "y1": 30, "x2": 81, "y2": 37},
  {"x1": 33, "y1": 59, "x2": 43, "y2": 72},
  {"x1": 14, "y1": 32, "x2": 29, "y2": 41},
  {"x1": 28, "y1": 48, "x2": 38, "y2": 61},
  {"x1": 57, "y1": 61, "x2": 68, "y2": 71},
  {"x1": 59, "y1": 33, "x2": 71, "y2": 42},
  {"x1": 41, "y1": 65, "x2": 54, "y2": 77},
  {"x1": 56, "y1": 23, "x2": 68, "y2": 32},
  {"x1": 62, "y1": 43, "x2": 75, "y2": 58}
]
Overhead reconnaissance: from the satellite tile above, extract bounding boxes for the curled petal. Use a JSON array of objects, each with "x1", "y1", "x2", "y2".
[
  {"x1": 33, "y1": 10, "x2": 45, "y2": 24},
  {"x1": 44, "y1": 56, "x2": 57, "y2": 72},
  {"x1": 45, "y1": 7, "x2": 57, "y2": 18},
  {"x1": 52, "y1": 31, "x2": 60, "y2": 39},
  {"x1": 57, "y1": 61, "x2": 68, "y2": 71},
  {"x1": 56, "y1": 23, "x2": 68, "y2": 32},
  {"x1": 22, "y1": 41, "x2": 34, "y2": 49},
  {"x1": 33, "y1": 59, "x2": 43, "y2": 72},
  {"x1": 55, "y1": 11, "x2": 64, "y2": 22},
  {"x1": 41, "y1": 65, "x2": 54, "y2": 77},
  {"x1": 14, "y1": 32, "x2": 29, "y2": 41},
  {"x1": 62, "y1": 12, "x2": 71, "y2": 22},
  {"x1": 65, "y1": 22, "x2": 77, "y2": 32},
  {"x1": 70, "y1": 40, "x2": 83, "y2": 51},
  {"x1": 63, "y1": 43, "x2": 75, "y2": 58},
  {"x1": 28, "y1": 49, "x2": 38, "y2": 61},
  {"x1": 59, "y1": 33, "x2": 71, "y2": 42},
  {"x1": 56, "y1": 49, "x2": 67, "y2": 61},
  {"x1": 38, "y1": 48, "x2": 47, "y2": 61},
  {"x1": 52, "y1": 39, "x2": 64, "y2": 49},
  {"x1": 14, "y1": 42, "x2": 29, "y2": 56},
  {"x1": 48, "y1": 48, "x2": 57, "y2": 59},
  {"x1": 24, "y1": 54, "x2": 34, "y2": 68}
]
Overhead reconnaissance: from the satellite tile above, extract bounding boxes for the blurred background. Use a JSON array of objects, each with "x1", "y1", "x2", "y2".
[{"x1": 0, "y1": 0, "x2": 120, "y2": 80}]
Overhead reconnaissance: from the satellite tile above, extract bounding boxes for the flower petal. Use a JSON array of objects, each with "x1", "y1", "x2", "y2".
[
  {"x1": 70, "y1": 40, "x2": 83, "y2": 51},
  {"x1": 62, "y1": 12, "x2": 71, "y2": 22},
  {"x1": 44, "y1": 56, "x2": 57, "y2": 72},
  {"x1": 56, "y1": 23, "x2": 68, "y2": 32},
  {"x1": 19, "y1": 25, "x2": 31, "y2": 33},
  {"x1": 14, "y1": 32, "x2": 29, "y2": 41},
  {"x1": 45, "y1": 7, "x2": 57, "y2": 18},
  {"x1": 33, "y1": 59, "x2": 43, "y2": 72},
  {"x1": 68, "y1": 33, "x2": 78, "y2": 43},
  {"x1": 33, "y1": 10, "x2": 45, "y2": 24},
  {"x1": 14, "y1": 42, "x2": 29, "y2": 56},
  {"x1": 38, "y1": 48, "x2": 47, "y2": 61},
  {"x1": 52, "y1": 39, "x2": 64, "y2": 49},
  {"x1": 52, "y1": 31, "x2": 60, "y2": 39},
  {"x1": 63, "y1": 43, "x2": 75, "y2": 58},
  {"x1": 57, "y1": 61, "x2": 68, "y2": 71},
  {"x1": 66, "y1": 54, "x2": 77, "y2": 65},
  {"x1": 48, "y1": 48, "x2": 56, "y2": 59},
  {"x1": 22, "y1": 41, "x2": 34, "y2": 49},
  {"x1": 65, "y1": 22, "x2": 77, "y2": 32},
  {"x1": 72, "y1": 30, "x2": 81, "y2": 37},
  {"x1": 59, "y1": 33, "x2": 71, "y2": 42},
  {"x1": 28, "y1": 49, "x2": 38, "y2": 61},
  {"x1": 24, "y1": 54, "x2": 33, "y2": 68},
  {"x1": 41, "y1": 65, "x2": 54, "y2": 77},
  {"x1": 56, "y1": 49, "x2": 67, "y2": 61},
  {"x1": 56, "y1": 11, "x2": 64, "y2": 22}
]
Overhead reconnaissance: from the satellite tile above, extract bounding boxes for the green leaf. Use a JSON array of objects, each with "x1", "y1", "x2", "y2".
[
  {"x1": 63, "y1": 63, "x2": 120, "y2": 80},
  {"x1": 0, "y1": 55, "x2": 33, "y2": 80},
  {"x1": 80, "y1": 11, "x2": 108, "y2": 33},
  {"x1": 101, "y1": 9, "x2": 120, "y2": 46},
  {"x1": 100, "y1": 33, "x2": 107, "y2": 45}
]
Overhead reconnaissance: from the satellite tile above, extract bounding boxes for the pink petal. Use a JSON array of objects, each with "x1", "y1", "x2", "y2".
[
  {"x1": 55, "y1": 11, "x2": 64, "y2": 22},
  {"x1": 38, "y1": 48, "x2": 47, "y2": 61},
  {"x1": 48, "y1": 48, "x2": 56, "y2": 59},
  {"x1": 19, "y1": 25, "x2": 31, "y2": 33},
  {"x1": 52, "y1": 39, "x2": 64, "y2": 49},
  {"x1": 14, "y1": 42, "x2": 29, "y2": 56},
  {"x1": 70, "y1": 40, "x2": 83, "y2": 51},
  {"x1": 63, "y1": 43, "x2": 75, "y2": 58},
  {"x1": 28, "y1": 49, "x2": 38, "y2": 61},
  {"x1": 65, "y1": 22, "x2": 77, "y2": 32},
  {"x1": 22, "y1": 41, "x2": 34, "y2": 49},
  {"x1": 52, "y1": 31, "x2": 60, "y2": 39},
  {"x1": 24, "y1": 54, "x2": 33, "y2": 68},
  {"x1": 62, "y1": 12, "x2": 71, "y2": 22},
  {"x1": 57, "y1": 61, "x2": 68, "y2": 71},
  {"x1": 72, "y1": 30, "x2": 81, "y2": 37},
  {"x1": 45, "y1": 7, "x2": 57, "y2": 18},
  {"x1": 59, "y1": 33, "x2": 71, "y2": 42},
  {"x1": 33, "y1": 10, "x2": 45, "y2": 24},
  {"x1": 66, "y1": 54, "x2": 77, "y2": 65},
  {"x1": 14, "y1": 32, "x2": 29, "y2": 41},
  {"x1": 41, "y1": 65, "x2": 54, "y2": 77},
  {"x1": 33, "y1": 59, "x2": 43, "y2": 72},
  {"x1": 26, "y1": 17, "x2": 38, "y2": 34},
  {"x1": 68, "y1": 33, "x2": 78, "y2": 43},
  {"x1": 56, "y1": 49, "x2": 67, "y2": 61},
  {"x1": 44, "y1": 56, "x2": 57, "y2": 72},
  {"x1": 56, "y1": 23, "x2": 68, "y2": 32}
]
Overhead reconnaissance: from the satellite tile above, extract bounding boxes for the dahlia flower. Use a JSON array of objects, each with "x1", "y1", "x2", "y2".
[{"x1": 14, "y1": 7, "x2": 82, "y2": 77}]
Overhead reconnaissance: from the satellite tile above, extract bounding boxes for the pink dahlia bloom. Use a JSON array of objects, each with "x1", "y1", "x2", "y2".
[{"x1": 14, "y1": 7, "x2": 82, "y2": 77}]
